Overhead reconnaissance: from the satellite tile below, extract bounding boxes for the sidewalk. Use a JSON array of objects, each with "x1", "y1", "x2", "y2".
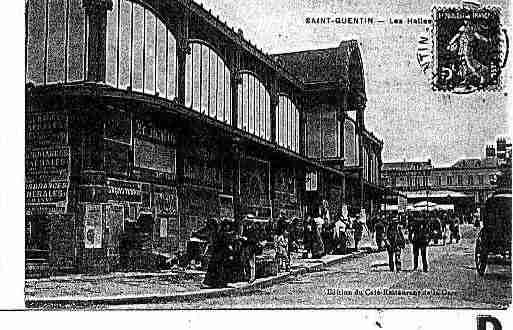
[{"x1": 25, "y1": 247, "x2": 373, "y2": 307}]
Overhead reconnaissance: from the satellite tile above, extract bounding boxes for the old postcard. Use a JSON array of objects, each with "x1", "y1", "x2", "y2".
[{"x1": 21, "y1": 0, "x2": 511, "y2": 313}]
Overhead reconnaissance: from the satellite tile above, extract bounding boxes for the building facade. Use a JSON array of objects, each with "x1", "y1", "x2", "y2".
[
  {"x1": 25, "y1": 0, "x2": 384, "y2": 275},
  {"x1": 381, "y1": 138, "x2": 511, "y2": 212}
]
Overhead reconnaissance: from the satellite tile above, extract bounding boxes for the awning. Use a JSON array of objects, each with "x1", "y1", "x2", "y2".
[
  {"x1": 405, "y1": 190, "x2": 472, "y2": 199},
  {"x1": 412, "y1": 201, "x2": 454, "y2": 211}
]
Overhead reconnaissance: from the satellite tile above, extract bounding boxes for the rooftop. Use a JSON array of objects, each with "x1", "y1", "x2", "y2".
[
  {"x1": 272, "y1": 41, "x2": 358, "y2": 84},
  {"x1": 382, "y1": 160, "x2": 433, "y2": 172}
]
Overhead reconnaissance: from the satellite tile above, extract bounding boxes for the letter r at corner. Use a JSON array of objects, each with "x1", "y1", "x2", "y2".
[{"x1": 477, "y1": 316, "x2": 502, "y2": 330}]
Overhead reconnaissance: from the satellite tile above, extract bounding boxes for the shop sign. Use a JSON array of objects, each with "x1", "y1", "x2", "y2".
[
  {"x1": 25, "y1": 203, "x2": 66, "y2": 215},
  {"x1": 107, "y1": 179, "x2": 142, "y2": 203},
  {"x1": 84, "y1": 204, "x2": 102, "y2": 249},
  {"x1": 26, "y1": 181, "x2": 69, "y2": 204},
  {"x1": 26, "y1": 146, "x2": 70, "y2": 180},
  {"x1": 25, "y1": 146, "x2": 70, "y2": 207},
  {"x1": 26, "y1": 112, "x2": 68, "y2": 146}
]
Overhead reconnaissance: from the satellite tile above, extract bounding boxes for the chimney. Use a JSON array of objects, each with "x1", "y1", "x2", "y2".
[{"x1": 486, "y1": 145, "x2": 496, "y2": 158}]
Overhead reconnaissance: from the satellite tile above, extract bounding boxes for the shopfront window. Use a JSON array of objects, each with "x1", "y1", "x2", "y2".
[
  {"x1": 185, "y1": 42, "x2": 232, "y2": 124},
  {"x1": 237, "y1": 72, "x2": 271, "y2": 140},
  {"x1": 105, "y1": 0, "x2": 177, "y2": 99},
  {"x1": 26, "y1": 0, "x2": 87, "y2": 85},
  {"x1": 277, "y1": 95, "x2": 299, "y2": 152}
]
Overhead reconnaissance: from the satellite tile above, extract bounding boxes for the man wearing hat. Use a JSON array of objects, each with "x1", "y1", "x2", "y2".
[
  {"x1": 411, "y1": 215, "x2": 430, "y2": 272},
  {"x1": 385, "y1": 218, "x2": 406, "y2": 272}
]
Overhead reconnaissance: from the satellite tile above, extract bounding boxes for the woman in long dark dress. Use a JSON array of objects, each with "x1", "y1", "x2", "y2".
[
  {"x1": 311, "y1": 215, "x2": 325, "y2": 259},
  {"x1": 203, "y1": 218, "x2": 230, "y2": 288}
]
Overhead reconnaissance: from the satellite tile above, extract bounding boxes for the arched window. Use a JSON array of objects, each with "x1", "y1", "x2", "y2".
[
  {"x1": 344, "y1": 120, "x2": 357, "y2": 166},
  {"x1": 105, "y1": 0, "x2": 177, "y2": 99},
  {"x1": 26, "y1": 0, "x2": 87, "y2": 84},
  {"x1": 237, "y1": 72, "x2": 271, "y2": 140},
  {"x1": 185, "y1": 42, "x2": 232, "y2": 124},
  {"x1": 277, "y1": 95, "x2": 299, "y2": 152}
]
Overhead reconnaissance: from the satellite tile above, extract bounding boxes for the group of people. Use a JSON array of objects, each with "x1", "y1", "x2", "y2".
[
  {"x1": 370, "y1": 214, "x2": 427, "y2": 272},
  {"x1": 200, "y1": 212, "x2": 303, "y2": 288},
  {"x1": 195, "y1": 207, "x2": 469, "y2": 287},
  {"x1": 369, "y1": 210, "x2": 465, "y2": 273},
  {"x1": 199, "y1": 201, "x2": 368, "y2": 288},
  {"x1": 201, "y1": 216, "x2": 263, "y2": 288},
  {"x1": 303, "y1": 203, "x2": 366, "y2": 259}
]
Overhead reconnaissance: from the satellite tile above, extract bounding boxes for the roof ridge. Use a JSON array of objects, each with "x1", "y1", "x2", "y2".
[{"x1": 271, "y1": 40, "x2": 357, "y2": 56}]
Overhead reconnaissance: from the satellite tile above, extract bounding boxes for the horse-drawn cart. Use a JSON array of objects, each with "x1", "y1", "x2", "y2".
[{"x1": 475, "y1": 190, "x2": 512, "y2": 276}]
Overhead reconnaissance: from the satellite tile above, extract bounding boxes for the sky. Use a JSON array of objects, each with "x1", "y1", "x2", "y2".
[{"x1": 200, "y1": 0, "x2": 511, "y2": 167}]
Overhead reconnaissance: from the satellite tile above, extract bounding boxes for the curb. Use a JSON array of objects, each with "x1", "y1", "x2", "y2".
[{"x1": 25, "y1": 250, "x2": 369, "y2": 308}]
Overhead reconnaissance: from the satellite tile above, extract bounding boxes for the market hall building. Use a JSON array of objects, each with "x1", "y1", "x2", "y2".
[{"x1": 25, "y1": 0, "x2": 384, "y2": 275}]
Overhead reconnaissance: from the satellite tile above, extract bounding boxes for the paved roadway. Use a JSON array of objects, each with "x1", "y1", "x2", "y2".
[{"x1": 110, "y1": 225, "x2": 511, "y2": 309}]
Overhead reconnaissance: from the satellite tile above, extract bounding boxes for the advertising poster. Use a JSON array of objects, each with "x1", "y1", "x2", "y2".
[
  {"x1": 84, "y1": 204, "x2": 102, "y2": 249},
  {"x1": 159, "y1": 217, "x2": 168, "y2": 238}
]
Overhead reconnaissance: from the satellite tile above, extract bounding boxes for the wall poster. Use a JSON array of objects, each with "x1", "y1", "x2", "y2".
[
  {"x1": 84, "y1": 204, "x2": 102, "y2": 249},
  {"x1": 105, "y1": 204, "x2": 124, "y2": 255}
]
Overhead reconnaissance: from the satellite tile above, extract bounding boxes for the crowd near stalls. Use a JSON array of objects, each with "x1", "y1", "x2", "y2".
[
  {"x1": 170, "y1": 200, "x2": 379, "y2": 288},
  {"x1": 176, "y1": 200, "x2": 470, "y2": 287}
]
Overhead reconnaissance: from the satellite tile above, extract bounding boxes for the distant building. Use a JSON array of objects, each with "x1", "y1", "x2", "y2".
[
  {"x1": 381, "y1": 137, "x2": 511, "y2": 212},
  {"x1": 381, "y1": 159, "x2": 432, "y2": 192}
]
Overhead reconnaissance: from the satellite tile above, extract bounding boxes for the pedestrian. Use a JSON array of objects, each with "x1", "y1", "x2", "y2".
[
  {"x1": 374, "y1": 216, "x2": 386, "y2": 251},
  {"x1": 275, "y1": 227, "x2": 290, "y2": 272},
  {"x1": 333, "y1": 215, "x2": 347, "y2": 254},
  {"x1": 203, "y1": 218, "x2": 230, "y2": 288},
  {"x1": 322, "y1": 221, "x2": 334, "y2": 254},
  {"x1": 303, "y1": 215, "x2": 314, "y2": 258},
  {"x1": 353, "y1": 217, "x2": 364, "y2": 251},
  {"x1": 276, "y1": 210, "x2": 289, "y2": 235},
  {"x1": 449, "y1": 215, "x2": 461, "y2": 243},
  {"x1": 319, "y1": 201, "x2": 333, "y2": 254},
  {"x1": 411, "y1": 217, "x2": 429, "y2": 272},
  {"x1": 385, "y1": 218, "x2": 405, "y2": 272},
  {"x1": 311, "y1": 213, "x2": 325, "y2": 258},
  {"x1": 288, "y1": 217, "x2": 301, "y2": 256},
  {"x1": 240, "y1": 214, "x2": 260, "y2": 283}
]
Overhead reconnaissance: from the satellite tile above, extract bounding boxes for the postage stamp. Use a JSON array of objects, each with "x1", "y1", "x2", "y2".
[{"x1": 431, "y1": 5, "x2": 506, "y2": 93}]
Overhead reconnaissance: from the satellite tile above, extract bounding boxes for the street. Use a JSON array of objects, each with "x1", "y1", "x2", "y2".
[{"x1": 112, "y1": 225, "x2": 511, "y2": 309}]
